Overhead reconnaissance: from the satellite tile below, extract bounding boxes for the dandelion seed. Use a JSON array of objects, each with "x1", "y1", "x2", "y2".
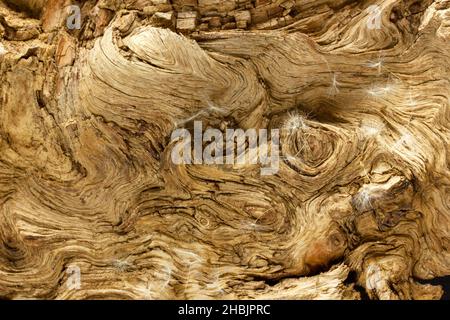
[
  {"x1": 366, "y1": 51, "x2": 385, "y2": 73},
  {"x1": 206, "y1": 100, "x2": 224, "y2": 113},
  {"x1": 174, "y1": 248, "x2": 203, "y2": 264},
  {"x1": 113, "y1": 259, "x2": 133, "y2": 272},
  {"x1": 175, "y1": 101, "x2": 225, "y2": 127},
  {"x1": 247, "y1": 215, "x2": 266, "y2": 233},
  {"x1": 248, "y1": 221, "x2": 258, "y2": 231},
  {"x1": 373, "y1": 86, "x2": 391, "y2": 95},
  {"x1": 175, "y1": 110, "x2": 206, "y2": 127},
  {"x1": 393, "y1": 131, "x2": 415, "y2": 150},
  {"x1": 281, "y1": 155, "x2": 297, "y2": 162},
  {"x1": 360, "y1": 119, "x2": 384, "y2": 138},
  {"x1": 366, "y1": 58, "x2": 384, "y2": 74},
  {"x1": 352, "y1": 186, "x2": 375, "y2": 213},
  {"x1": 359, "y1": 189, "x2": 373, "y2": 210},
  {"x1": 134, "y1": 281, "x2": 154, "y2": 299},
  {"x1": 367, "y1": 84, "x2": 394, "y2": 98},
  {"x1": 328, "y1": 73, "x2": 340, "y2": 95},
  {"x1": 281, "y1": 133, "x2": 313, "y2": 163},
  {"x1": 367, "y1": 61, "x2": 383, "y2": 74},
  {"x1": 283, "y1": 113, "x2": 308, "y2": 132}
]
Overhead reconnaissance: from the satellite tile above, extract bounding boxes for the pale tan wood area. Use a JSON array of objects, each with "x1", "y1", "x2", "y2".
[{"x1": 0, "y1": 0, "x2": 449, "y2": 300}]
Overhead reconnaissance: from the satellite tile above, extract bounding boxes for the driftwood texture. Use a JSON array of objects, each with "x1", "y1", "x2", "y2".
[{"x1": 0, "y1": 0, "x2": 449, "y2": 300}]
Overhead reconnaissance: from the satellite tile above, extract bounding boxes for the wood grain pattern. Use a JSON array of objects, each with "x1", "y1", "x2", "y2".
[{"x1": 0, "y1": 0, "x2": 449, "y2": 300}]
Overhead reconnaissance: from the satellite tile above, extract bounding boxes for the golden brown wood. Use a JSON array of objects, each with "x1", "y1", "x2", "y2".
[{"x1": 0, "y1": 0, "x2": 449, "y2": 300}]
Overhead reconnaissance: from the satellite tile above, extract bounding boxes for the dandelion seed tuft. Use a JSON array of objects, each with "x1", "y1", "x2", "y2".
[{"x1": 283, "y1": 113, "x2": 308, "y2": 132}]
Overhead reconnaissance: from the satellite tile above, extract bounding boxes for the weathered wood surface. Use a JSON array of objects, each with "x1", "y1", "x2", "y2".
[{"x1": 0, "y1": 0, "x2": 449, "y2": 299}]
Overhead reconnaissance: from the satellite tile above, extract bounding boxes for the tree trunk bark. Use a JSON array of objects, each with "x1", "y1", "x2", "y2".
[{"x1": 0, "y1": 0, "x2": 449, "y2": 300}]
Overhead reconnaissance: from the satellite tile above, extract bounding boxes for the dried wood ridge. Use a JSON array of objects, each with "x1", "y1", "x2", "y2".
[{"x1": 0, "y1": 0, "x2": 449, "y2": 300}]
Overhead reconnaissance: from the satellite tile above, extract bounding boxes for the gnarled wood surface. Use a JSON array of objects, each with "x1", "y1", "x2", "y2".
[{"x1": 0, "y1": 0, "x2": 449, "y2": 300}]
